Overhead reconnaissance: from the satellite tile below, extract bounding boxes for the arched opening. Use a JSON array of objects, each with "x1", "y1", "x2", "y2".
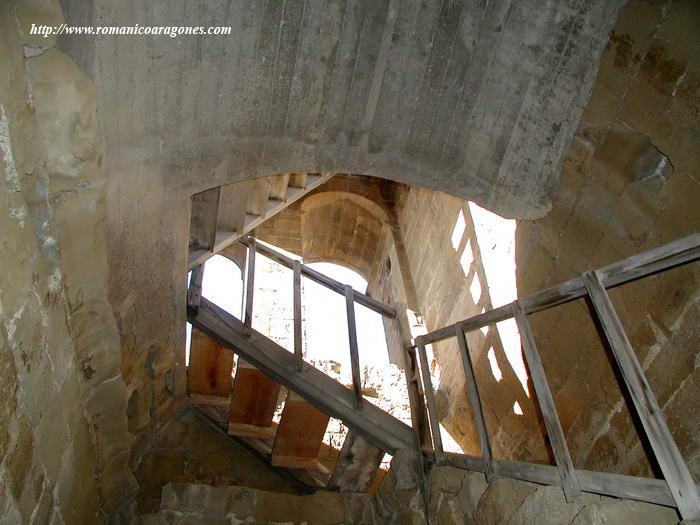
[{"x1": 185, "y1": 254, "x2": 243, "y2": 365}]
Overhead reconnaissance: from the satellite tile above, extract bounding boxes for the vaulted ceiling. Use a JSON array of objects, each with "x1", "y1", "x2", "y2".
[{"x1": 59, "y1": 0, "x2": 623, "y2": 219}]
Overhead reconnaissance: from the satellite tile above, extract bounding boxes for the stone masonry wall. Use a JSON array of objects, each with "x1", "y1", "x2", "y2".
[
  {"x1": 133, "y1": 407, "x2": 301, "y2": 515},
  {"x1": 138, "y1": 453, "x2": 685, "y2": 524},
  {"x1": 393, "y1": 0, "x2": 700, "y2": 479},
  {"x1": 0, "y1": 1, "x2": 136, "y2": 522},
  {"x1": 514, "y1": 0, "x2": 700, "y2": 478}
]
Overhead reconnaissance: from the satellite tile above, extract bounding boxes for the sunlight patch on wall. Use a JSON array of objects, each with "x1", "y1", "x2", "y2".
[
  {"x1": 487, "y1": 347, "x2": 503, "y2": 382},
  {"x1": 451, "y1": 209, "x2": 466, "y2": 250},
  {"x1": 469, "y1": 202, "x2": 529, "y2": 396},
  {"x1": 469, "y1": 272, "x2": 482, "y2": 304},
  {"x1": 459, "y1": 238, "x2": 474, "y2": 276},
  {"x1": 513, "y1": 401, "x2": 524, "y2": 415}
]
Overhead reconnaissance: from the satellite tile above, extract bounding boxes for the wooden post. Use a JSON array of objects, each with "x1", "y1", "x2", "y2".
[
  {"x1": 454, "y1": 324, "x2": 495, "y2": 481},
  {"x1": 187, "y1": 263, "x2": 205, "y2": 316},
  {"x1": 582, "y1": 270, "x2": 700, "y2": 519},
  {"x1": 293, "y1": 260, "x2": 303, "y2": 372},
  {"x1": 344, "y1": 285, "x2": 362, "y2": 408},
  {"x1": 513, "y1": 301, "x2": 581, "y2": 502},
  {"x1": 244, "y1": 238, "x2": 256, "y2": 327},
  {"x1": 415, "y1": 336, "x2": 445, "y2": 464}
]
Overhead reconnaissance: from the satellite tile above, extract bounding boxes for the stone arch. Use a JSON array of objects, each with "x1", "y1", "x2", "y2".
[{"x1": 298, "y1": 191, "x2": 390, "y2": 281}]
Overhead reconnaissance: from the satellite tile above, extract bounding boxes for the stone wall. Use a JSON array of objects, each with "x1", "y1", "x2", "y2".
[
  {"x1": 390, "y1": 0, "x2": 700, "y2": 479},
  {"x1": 0, "y1": 1, "x2": 135, "y2": 521},
  {"x1": 420, "y1": 465, "x2": 681, "y2": 525},
  {"x1": 514, "y1": 0, "x2": 700, "y2": 478},
  {"x1": 393, "y1": 186, "x2": 549, "y2": 461},
  {"x1": 139, "y1": 454, "x2": 685, "y2": 524},
  {"x1": 133, "y1": 407, "x2": 301, "y2": 514},
  {"x1": 141, "y1": 482, "x2": 374, "y2": 525}
]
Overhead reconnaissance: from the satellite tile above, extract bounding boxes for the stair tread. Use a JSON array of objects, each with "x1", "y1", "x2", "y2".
[
  {"x1": 272, "y1": 393, "x2": 329, "y2": 459},
  {"x1": 190, "y1": 298, "x2": 414, "y2": 454},
  {"x1": 228, "y1": 367, "x2": 281, "y2": 428},
  {"x1": 188, "y1": 328, "x2": 233, "y2": 397}
]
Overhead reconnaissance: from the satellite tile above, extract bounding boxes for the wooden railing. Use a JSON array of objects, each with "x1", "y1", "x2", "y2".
[
  {"x1": 404, "y1": 233, "x2": 700, "y2": 519},
  {"x1": 189, "y1": 236, "x2": 397, "y2": 410}
]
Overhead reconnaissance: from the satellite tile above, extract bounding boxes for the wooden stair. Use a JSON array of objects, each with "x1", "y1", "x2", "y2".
[
  {"x1": 227, "y1": 359, "x2": 280, "y2": 440},
  {"x1": 186, "y1": 297, "x2": 415, "y2": 493},
  {"x1": 271, "y1": 391, "x2": 330, "y2": 473},
  {"x1": 188, "y1": 172, "x2": 334, "y2": 270}
]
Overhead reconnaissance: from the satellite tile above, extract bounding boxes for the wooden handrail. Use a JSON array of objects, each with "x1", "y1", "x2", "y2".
[
  {"x1": 400, "y1": 233, "x2": 700, "y2": 518},
  {"x1": 239, "y1": 237, "x2": 396, "y2": 318},
  {"x1": 410, "y1": 233, "x2": 700, "y2": 348}
]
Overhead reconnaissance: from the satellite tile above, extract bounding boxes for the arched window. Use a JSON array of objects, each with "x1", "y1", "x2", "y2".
[{"x1": 185, "y1": 254, "x2": 243, "y2": 364}]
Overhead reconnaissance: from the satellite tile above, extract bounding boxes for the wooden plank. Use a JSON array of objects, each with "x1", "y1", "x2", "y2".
[
  {"x1": 582, "y1": 270, "x2": 700, "y2": 519},
  {"x1": 228, "y1": 422, "x2": 276, "y2": 440},
  {"x1": 444, "y1": 452, "x2": 699, "y2": 509},
  {"x1": 187, "y1": 328, "x2": 234, "y2": 397},
  {"x1": 246, "y1": 178, "x2": 273, "y2": 217},
  {"x1": 513, "y1": 301, "x2": 581, "y2": 502},
  {"x1": 269, "y1": 174, "x2": 291, "y2": 200},
  {"x1": 415, "y1": 233, "x2": 700, "y2": 347},
  {"x1": 228, "y1": 366, "x2": 281, "y2": 427},
  {"x1": 244, "y1": 238, "x2": 256, "y2": 327},
  {"x1": 293, "y1": 260, "x2": 303, "y2": 372},
  {"x1": 187, "y1": 263, "x2": 204, "y2": 316},
  {"x1": 189, "y1": 298, "x2": 413, "y2": 453},
  {"x1": 403, "y1": 342, "x2": 432, "y2": 450},
  {"x1": 241, "y1": 238, "x2": 396, "y2": 318},
  {"x1": 328, "y1": 431, "x2": 384, "y2": 492},
  {"x1": 454, "y1": 324, "x2": 495, "y2": 481},
  {"x1": 187, "y1": 174, "x2": 335, "y2": 269},
  {"x1": 216, "y1": 180, "x2": 252, "y2": 234},
  {"x1": 288, "y1": 173, "x2": 308, "y2": 188},
  {"x1": 189, "y1": 393, "x2": 230, "y2": 408},
  {"x1": 271, "y1": 456, "x2": 327, "y2": 471},
  {"x1": 415, "y1": 337, "x2": 445, "y2": 464},
  {"x1": 345, "y1": 285, "x2": 362, "y2": 408},
  {"x1": 189, "y1": 186, "x2": 221, "y2": 250},
  {"x1": 273, "y1": 392, "x2": 330, "y2": 460}
]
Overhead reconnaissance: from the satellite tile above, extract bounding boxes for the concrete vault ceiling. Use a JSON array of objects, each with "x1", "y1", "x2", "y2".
[{"x1": 59, "y1": 0, "x2": 623, "y2": 219}]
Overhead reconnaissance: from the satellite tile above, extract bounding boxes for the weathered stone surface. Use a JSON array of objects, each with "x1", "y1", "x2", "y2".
[
  {"x1": 473, "y1": 479, "x2": 539, "y2": 525},
  {"x1": 134, "y1": 407, "x2": 298, "y2": 514},
  {"x1": 570, "y1": 498, "x2": 680, "y2": 525},
  {"x1": 390, "y1": 449, "x2": 420, "y2": 491},
  {"x1": 505, "y1": 485, "x2": 600, "y2": 525}
]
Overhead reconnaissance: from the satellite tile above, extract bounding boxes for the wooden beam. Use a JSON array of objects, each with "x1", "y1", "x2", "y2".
[
  {"x1": 189, "y1": 297, "x2": 414, "y2": 453},
  {"x1": 444, "y1": 452, "x2": 700, "y2": 509},
  {"x1": 189, "y1": 186, "x2": 221, "y2": 251},
  {"x1": 582, "y1": 270, "x2": 700, "y2": 519},
  {"x1": 513, "y1": 301, "x2": 581, "y2": 502},
  {"x1": 415, "y1": 337, "x2": 445, "y2": 464},
  {"x1": 188, "y1": 392, "x2": 230, "y2": 408},
  {"x1": 187, "y1": 173, "x2": 335, "y2": 270},
  {"x1": 414, "y1": 233, "x2": 700, "y2": 347},
  {"x1": 271, "y1": 456, "x2": 326, "y2": 471},
  {"x1": 187, "y1": 263, "x2": 204, "y2": 316},
  {"x1": 228, "y1": 422, "x2": 276, "y2": 440},
  {"x1": 454, "y1": 324, "x2": 495, "y2": 481},
  {"x1": 345, "y1": 285, "x2": 362, "y2": 408},
  {"x1": 293, "y1": 260, "x2": 303, "y2": 372},
  {"x1": 240, "y1": 238, "x2": 396, "y2": 318},
  {"x1": 244, "y1": 238, "x2": 256, "y2": 327}
]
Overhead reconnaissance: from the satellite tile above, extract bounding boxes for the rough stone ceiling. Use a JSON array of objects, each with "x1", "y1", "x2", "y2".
[{"x1": 60, "y1": 0, "x2": 623, "y2": 219}]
